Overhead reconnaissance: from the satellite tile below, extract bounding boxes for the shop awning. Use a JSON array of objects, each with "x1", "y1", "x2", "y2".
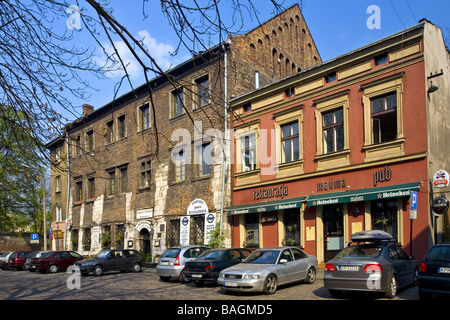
[
  {"x1": 228, "y1": 197, "x2": 306, "y2": 216},
  {"x1": 306, "y1": 182, "x2": 420, "y2": 207}
]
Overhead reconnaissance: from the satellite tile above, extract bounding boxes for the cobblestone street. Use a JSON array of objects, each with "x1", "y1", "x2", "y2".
[{"x1": 0, "y1": 267, "x2": 420, "y2": 301}]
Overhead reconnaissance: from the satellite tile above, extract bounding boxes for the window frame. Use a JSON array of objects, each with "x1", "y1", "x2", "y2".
[
  {"x1": 171, "y1": 87, "x2": 185, "y2": 118},
  {"x1": 138, "y1": 103, "x2": 151, "y2": 132},
  {"x1": 194, "y1": 74, "x2": 210, "y2": 108}
]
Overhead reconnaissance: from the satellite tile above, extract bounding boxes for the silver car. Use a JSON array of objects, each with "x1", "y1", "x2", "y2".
[
  {"x1": 156, "y1": 245, "x2": 210, "y2": 282},
  {"x1": 217, "y1": 246, "x2": 318, "y2": 294},
  {"x1": 324, "y1": 230, "x2": 418, "y2": 298}
]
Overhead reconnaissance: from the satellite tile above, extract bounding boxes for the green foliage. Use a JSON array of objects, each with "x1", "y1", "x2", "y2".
[
  {"x1": 0, "y1": 105, "x2": 48, "y2": 232},
  {"x1": 208, "y1": 223, "x2": 225, "y2": 249}
]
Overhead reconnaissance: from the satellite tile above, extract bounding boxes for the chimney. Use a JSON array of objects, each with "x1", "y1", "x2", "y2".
[{"x1": 82, "y1": 104, "x2": 94, "y2": 116}]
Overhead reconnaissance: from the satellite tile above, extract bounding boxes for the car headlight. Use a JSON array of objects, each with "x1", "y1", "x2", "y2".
[
  {"x1": 243, "y1": 274, "x2": 260, "y2": 280},
  {"x1": 219, "y1": 273, "x2": 224, "y2": 278}
]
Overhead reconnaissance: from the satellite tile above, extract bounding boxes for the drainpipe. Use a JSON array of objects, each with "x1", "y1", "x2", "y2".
[
  {"x1": 64, "y1": 130, "x2": 71, "y2": 250},
  {"x1": 219, "y1": 41, "x2": 230, "y2": 240}
]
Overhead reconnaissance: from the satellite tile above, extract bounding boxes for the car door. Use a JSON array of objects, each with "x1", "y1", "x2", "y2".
[
  {"x1": 277, "y1": 249, "x2": 296, "y2": 284},
  {"x1": 291, "y1": 248, "x2": 308, "y2": 280},
  {"x1": 394, "y1": 246, "x2": 416, "y2": 286},
  {"x1": 387, "y1": 245, "x2": 411, "y2": 287},
  {"x1": 56, "y1": 252, "x2": 69, "y2": 269}
]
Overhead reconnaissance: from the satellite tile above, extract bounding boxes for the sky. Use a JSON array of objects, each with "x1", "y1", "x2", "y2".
[{"x1": 64, "y1": 0, "x2": 450, "y2": 121}]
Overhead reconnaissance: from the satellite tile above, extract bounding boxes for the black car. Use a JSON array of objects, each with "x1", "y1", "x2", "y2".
[
  {"x1": 184, "y1": 248, "x2": 252, "y2": 285},
  {"x1": 75, "y1": 249, "x2": 144, "y2": 276},
  {"x1": 418, "y1": 243, "x2": 450, "y2": 299}
]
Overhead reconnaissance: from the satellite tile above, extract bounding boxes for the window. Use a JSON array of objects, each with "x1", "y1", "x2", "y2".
[
  {"x1": 87, "y1": 177, "x2": 95, "y2": 199},
  {"x1": 172, "y1": 88, "x2": 185, "y2": 117},
  {"x1": 322, "y1": 108, "x2": 344, "y2": 154},
  {"x1": 284, "y1": 209, "x2": 300, "y2": 246},
  {"x1": 106, "y1": 120, "x2": 114, "y2": 144},
  {"x1": 119, "y1": 167, "x2": 128, "y2": 193},
  {"x1": 285, "y1": 86, "x2": 295, "y2": 98},
  {"x1": 245, "y1": 214, "x2": 259, "y2": 247},
  {"x1": 371, "y1": 199, "x2": 398, "y2": 239},
  {"x1": 74, "y1": 135, "x2": 81, "y2": 156},
  {"x1": 75, "y1": 181, "x2": 83, "y2": 202},
  {"x1": 241, "y1": 134, "x2": 257, "y2": 172},
  {"x1": 56, "y1": 206, "x2": 62, "y2": 222},
  {"x1": 174, "y1": 149, "x2": 185, "y2": 182},
  {"x1": 139, "y1": 104, "x2": 150, "y2": 131},
  {"x1": 107, "y1": 170, "x2": 115, "y2": 196},
  {"x1": 243, "y1": 104, "x2": 252, "y2": 112},
  {"x1": 86, "y1": 130, "x2": 94, "y2": 151},
  {"x1": 325, "y1": 72, "x2": 337, "y2": 83},
  {"x1": 195, "y1": 75, "x2": 209, "y2": 107},
  {"x1": 281, "y1": 122, "x2": 299, "y2": 163},
  {"x1": 139, "y1": 160, "x2": 151, "y2": 189},
  {"x1": 371, "y1": 93, "x2": 397, "y2": 144},
  {"x1": 197, "y1": 143, "x2": 211, "y2": 176},
  {"x1": 117, "y1": 115, "x2": 126, "y2": 140},
  {"x1": 55, "y1": 147, "x2": 61, "y2": 163},
  {"x1": 55, "y1": 175, "x2": 61, "y2": 193},
  {"x1": 375, "y1": 53, "x2": 388, "y2": 66}
]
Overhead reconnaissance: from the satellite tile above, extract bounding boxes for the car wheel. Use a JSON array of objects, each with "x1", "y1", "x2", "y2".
[
  {"x1": 132, "y1": 263, "x2": 141, "y2": 273},
  {"x1": 179, "y1": 269, "x2": 187, "y2": 283},
  {"x1": 263, "y1": 274, "x2": 277, "y2": 295},
  {"x1": 304, "y1": 267, "x2": 316, "y2": 284},
  {"x1": 93, "y1": 265, "x2": 103, "y2": 276},
  {"x1": 384, "y1": 275, "x2": 397, "y2": 298},
  {"x1": 49, "y1": 265, "x2": 59, "y2": 273}
]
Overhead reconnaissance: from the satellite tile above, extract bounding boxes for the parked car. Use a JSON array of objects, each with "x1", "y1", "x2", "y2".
[
  {"x1": 0, "y1": 252, "x2": 14, "y2": 270},
  {"x1": 75, "y1": 249, "x2": 144, "y2": 276},
  {"x1": 217, "y1": 246, "x2": 318, "y2": 294},
  {"x1": 25, "y1": 251, "x2": 50, "y2": 271},
  {"x1": 323, "y1": 230, "x2": 418, "y2": 298},
  {"x1": 185, "y1": 248, "x2": 252, "y2": 285},
  {"x1": 156, "y1": 245, "x2": 210, "y2": 282},
  {"x1": 418, "y1": 242, "x2": 450, "y2": 299},
  {"x1": 7, "y1": 251, "x2": 32, "y2": 270},
  {"x1": 29, "y1": 251, "x2": 83, "y2": 273}
]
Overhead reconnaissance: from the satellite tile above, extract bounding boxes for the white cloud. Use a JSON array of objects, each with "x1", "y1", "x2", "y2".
[{"x1": 94, "y1": 30, "x2": 177, "y2": 79}]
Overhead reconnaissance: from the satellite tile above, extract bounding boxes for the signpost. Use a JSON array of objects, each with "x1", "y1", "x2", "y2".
[{"x1": 30, "y1": 233, "x2": 39, "y2": 244}]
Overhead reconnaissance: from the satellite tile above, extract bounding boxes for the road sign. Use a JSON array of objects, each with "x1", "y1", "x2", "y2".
[
  {"x1": 410, "y1": 191, "x2": 418, "y2": 210},
  {"x1": 49, "y1": 227, "x2": 53, "y2": 234},
  {"x1": 30, "y1": 233, "x2": 39, "y2": 244}
]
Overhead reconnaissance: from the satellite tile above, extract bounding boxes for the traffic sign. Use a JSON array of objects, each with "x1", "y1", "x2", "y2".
[
  {"x1": 410, "y1": 191, "x2": 418, "y2": 210},
  {"x1": 30, "y1": 233, "x2": 39, "y2": 244}
]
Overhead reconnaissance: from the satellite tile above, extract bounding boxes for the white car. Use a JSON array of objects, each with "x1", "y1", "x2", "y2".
[
  {"x1": 217, "y1": 247, "x2": 318, "y2": 294},
  {"x1": 0, "y1": 252, "x2": 14, "y2": 270}
]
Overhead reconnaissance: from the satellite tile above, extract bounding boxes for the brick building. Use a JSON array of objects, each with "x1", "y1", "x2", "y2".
[
  {"x1": 46, "y1": 4, "x2": 321, "y2": 258},
  {"x1": 228, "y1": 20, "x2": 450, "y2": 264}
]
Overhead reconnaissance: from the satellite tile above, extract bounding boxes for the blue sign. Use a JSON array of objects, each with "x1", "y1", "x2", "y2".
[
  {"x1": 31, "y1": 233, "x2": 39, "y2": 241},
  {"x1": 49, "y1": 227, "x2": 53, "y2": 234},
  {"x1": 411, "y1": 191, "x2": 418, "y2": 210}
]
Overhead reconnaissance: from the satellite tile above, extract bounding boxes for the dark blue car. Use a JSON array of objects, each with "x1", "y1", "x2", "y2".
[
  {"x1": 418, "y1": 243, "x2": 450, "y2": 299},
  {"x1": 184, "y1": 248, "x2": 252, "y2": 285}
]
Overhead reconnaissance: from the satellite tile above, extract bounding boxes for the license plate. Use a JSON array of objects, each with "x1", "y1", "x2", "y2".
[
  {"x1": 160, "y1": 261, "x2": 169, "y2": 266},
  {"x1": 224, "y1": 281, "x2": 238, "y2": 287},
  {"x1": 338, "y1": 265, "x2": 359, "y2": 271},
  {"x1": 192, "y1": 274, "x2": 202, "y2": 278},
  {"x1": 439, "y1": 267, "x2": 450, "y2": 274}
]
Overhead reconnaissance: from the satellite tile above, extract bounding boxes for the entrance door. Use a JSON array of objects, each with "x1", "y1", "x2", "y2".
[
  {"x1": 262, "y1": 212, "x2": 278, "y2": 247},
  {"x1": 323, "y1": 205, "x2": 344, "y2": 261},
  {"x1": 140, "y1": 228, "x2": 151, "y2": 258}
]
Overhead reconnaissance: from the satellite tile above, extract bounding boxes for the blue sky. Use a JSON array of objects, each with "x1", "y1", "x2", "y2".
[{"x1": 66, "y1": 0, "x2": 449, "y2": 120}]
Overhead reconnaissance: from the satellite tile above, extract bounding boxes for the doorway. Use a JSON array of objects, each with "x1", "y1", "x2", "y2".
[
  {"x1": 323, "y1": 204, "x2": 344, "y2": 261},
  {"x1": 262, "y1": 212, "x2": 278, "y2": 247},
  {"x1": 140, "y1": 228, "x2": 151, "y2": 258}
]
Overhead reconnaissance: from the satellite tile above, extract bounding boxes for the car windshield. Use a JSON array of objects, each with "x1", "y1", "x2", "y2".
[
  {"x1": 425, "y1": 246, "x2": 450, "y2": 262},
  {"x1": 335, "y1": 243, "x2": 385, "y2": 259},
  {"x1": 161, "y1": 248, "x2": 181, "y2": 259},
  {"x1": 243, "y1": 250, "x2": 279, "y2": 264},
  {"x1": 94, "y1": 250, "x2": 111, "y2": 259},
  {"x1": 197, "y1": 250, "x2": 223, "y2": 260}
]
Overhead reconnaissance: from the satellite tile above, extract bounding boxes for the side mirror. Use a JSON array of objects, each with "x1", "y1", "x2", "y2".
[
  {"x1": 279, "y1": 259, "x2": 288, "y2": 264},
  {"x1": 409, "y1": 255, "x2": 415, "y2": 260}
]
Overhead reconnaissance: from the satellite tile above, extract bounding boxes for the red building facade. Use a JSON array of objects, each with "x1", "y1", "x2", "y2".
[{"x1": 228, "y1": 20, "x2": 450, "y2": 264}]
